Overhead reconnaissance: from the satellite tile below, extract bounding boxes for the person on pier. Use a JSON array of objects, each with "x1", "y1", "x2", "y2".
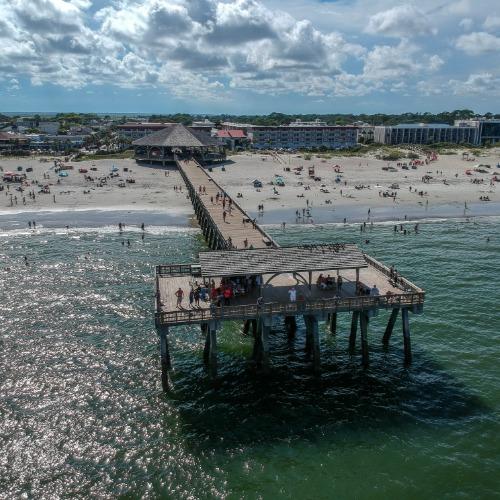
[{"x1": 175, "y1": 287, "x2": 184, "y2": 308}]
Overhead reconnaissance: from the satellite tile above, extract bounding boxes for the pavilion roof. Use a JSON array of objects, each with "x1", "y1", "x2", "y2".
[
  {"x1": 198, "y1": 243, "x2": 367, "y2": 278},
  {"x1": 132, "y1": 123, "x2": 219, "y2": 148}
]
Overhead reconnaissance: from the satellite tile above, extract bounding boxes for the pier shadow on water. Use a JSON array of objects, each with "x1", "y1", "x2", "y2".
[{"x1": 164, "y1": 322, "x2": 488, "y2": 451}]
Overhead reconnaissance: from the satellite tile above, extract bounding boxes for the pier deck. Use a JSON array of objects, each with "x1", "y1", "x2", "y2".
[
  {"x1": 177, "y1": 159, "x2": 275, "y2": 250},
  {"x1": 155, "y1": 252, "x2": 424, "y2": 326}
]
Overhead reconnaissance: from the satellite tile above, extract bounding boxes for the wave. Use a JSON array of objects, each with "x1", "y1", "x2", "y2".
[
  {"x1": 262, "y1": 214, "x2": 500, "y2": 230},
  {"x1": 0, "y1": 225, "x2": 199, "y2": 238}
]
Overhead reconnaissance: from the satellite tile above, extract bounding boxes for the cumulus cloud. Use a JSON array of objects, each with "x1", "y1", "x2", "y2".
[
  {"x1": 483, "y1": 15, "x2": 500, "y2": 31},
  {"x1": 0, "y1": 0, "x2": 496, "y2": 102},
  {"x1": 366, "y1": 5, "x2": 435, "y2": 37},
  {"x1": 362, "y1": 41, "x2": 441, "y2": 81},
  {"x1": 449, "y1": 73, "x2": 500, "y2": 95},
  {"x1": 455, "y1": 31, "x2": 500, "y2": 55}
]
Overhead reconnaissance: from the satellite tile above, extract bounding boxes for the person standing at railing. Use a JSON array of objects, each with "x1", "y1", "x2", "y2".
[
  {"x1": 337, "y1": 275, "x2": 343, "y2": 293},
  {"x1": 175, "y1": 287, "x2": 184, "y2": 308}
]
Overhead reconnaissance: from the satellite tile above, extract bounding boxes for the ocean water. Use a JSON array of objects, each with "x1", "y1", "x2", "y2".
[{"x1": 0, "y1": 214, "x2": 499, "y2": 498}]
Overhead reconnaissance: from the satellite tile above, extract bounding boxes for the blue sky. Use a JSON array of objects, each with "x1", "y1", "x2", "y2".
[{"x1": 0, "y1": 0, "x2": 499, "y2": 114}]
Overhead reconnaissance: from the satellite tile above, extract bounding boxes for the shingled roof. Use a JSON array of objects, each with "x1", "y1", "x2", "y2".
[
  {"x1": 198, "y1": 244, "x2": 367, "y2": 278},
  {"x1": 132, "y1": 123, "x2": 219, "y2": 148}
]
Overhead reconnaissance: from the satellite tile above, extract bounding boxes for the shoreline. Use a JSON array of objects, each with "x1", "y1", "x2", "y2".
[{"x1": 1, "y1": 203, "x2": 499, "y2": 233}]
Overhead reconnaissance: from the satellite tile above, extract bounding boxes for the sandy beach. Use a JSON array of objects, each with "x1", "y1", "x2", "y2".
[
  {"x1": 1, "y1": 148, "x2": 499, "y2": 222},
  {"x1": 211, "y1": 149, "x2": 500, "y2": 216},
  {"x1": 0, "y1": 157, "x2": 193, "y2": 215}
]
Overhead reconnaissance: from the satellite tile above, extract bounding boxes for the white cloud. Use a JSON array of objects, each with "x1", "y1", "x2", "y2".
[
  {"x1": 366, "y1": 5, "x2": 435, "y2": 37},
  {"x1": 458, "y1": 18, "x2": 473, "y2": 31},
  {"x1": 449, "y1": 72, "x2": 500, "y2": 95},
  {"x1": 362, "y1": 41, "x2": 441, "y2": 82},
  {"x1": 0, "y1": 0, "x2": 497, "y2": 103},
  {"x1": 455, "y1": 31, "x2": 500, "y2": 55},
  {"x1": 483, "y1": 15, "x2": 500, "y2": 31}
]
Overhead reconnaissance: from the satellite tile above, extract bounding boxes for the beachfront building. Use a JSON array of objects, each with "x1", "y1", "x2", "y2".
[
  {"x1": 0, "y1": 131, "x2": 29, "y2": 153},
  {"x1": 215, "y1": 129, "x2": 248, "y2": 151},
  {"x1": 223, "y1": 120, "x2": 358, "y2": 150},
  {"x1": 454, "y1": 119, "x2": 500, "y2": 145},
  {"x1": 132, "y1": 123, "x2": 224, "y2": 166},
  {"x1": 374, "y1": 123, "x2": 479, "y2": 145}
]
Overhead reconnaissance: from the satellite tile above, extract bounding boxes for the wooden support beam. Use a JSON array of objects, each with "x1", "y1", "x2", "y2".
[
  {"x1": 349, "y1": 311, "x2": 359, "y2": 353},
  {"x1": 360, "y1": 312, "x2": 369, "y2": 368},
  {"x1": 329, "y1": 312, "x2": 337, "y2": 335},
  {"x1": 208, "y1": 326, "x2": 217, "y2": 377},
  {"x1": 382, "y1": 308, "x2": 399, "y2": 345},
  {"x1": 252, "y1": 319, "x2": 263, "y2": 361},
  {"x1": 402, "y1": 307, "x2": 412, "y2": 364},
  {"x1": 260, "y1": 321, "x2": 270, "y2": 371},
  {"x1": 284, "y1": 315, "x2": 297, "y2": 338},
  {"x1": 304, "y1": 315, "x2": 320, "y2": 373},
  {"x1": 159, "y1": 327, "x2": 171, "y2": 391},
  {"x1": 243, "y1": 319, "x2": 251, "y2": 335}
]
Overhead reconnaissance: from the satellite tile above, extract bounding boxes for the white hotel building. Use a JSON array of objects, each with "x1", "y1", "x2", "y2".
[
  {"x1": 222, "y1": 120, "x2": 358, "y2": 150},
  {"x1": 374, "y1": 123, "x2": 479, "y2": 145}
]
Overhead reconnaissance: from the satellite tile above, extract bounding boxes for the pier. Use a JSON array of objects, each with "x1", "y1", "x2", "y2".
[{"x1": 155, "y1": 159, "x2": 425, "y2": 389}]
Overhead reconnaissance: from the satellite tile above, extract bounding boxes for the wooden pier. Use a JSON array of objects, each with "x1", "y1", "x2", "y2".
[
  {"x1": 176, "y1": 158, "x2": 276, "y2": 250},
  {"x1": 155, "y1": 159, "x2": 425, "y2": 389}
]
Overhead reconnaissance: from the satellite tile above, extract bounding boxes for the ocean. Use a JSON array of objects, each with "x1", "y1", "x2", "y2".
[{"x1": 1, "y1": 211, "x2": 499, "y2": 498}]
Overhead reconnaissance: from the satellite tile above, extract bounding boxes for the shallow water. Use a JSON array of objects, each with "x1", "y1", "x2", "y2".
[{"x1": 0, "y1": 215, "x2": 499, "y2": 498}]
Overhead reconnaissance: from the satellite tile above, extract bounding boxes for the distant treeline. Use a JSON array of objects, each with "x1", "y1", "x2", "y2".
[
  {"x1": 2, "y1": 110, "x2": 500, "y2": 127},
  {"x1": 148, "y1": 110, "x2": 500, "y2": 126}
]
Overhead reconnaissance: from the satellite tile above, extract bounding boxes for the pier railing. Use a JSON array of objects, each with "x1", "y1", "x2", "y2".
[
  {"x1": 363, "y1": 254, "x2": 424, "y2": 293},
  {"x1": 179, "y1": 158, "x2": 278, "y2": 249},
  {"x1": 156, "y1": 264, "x2": 193, "y2": 276},
  {"x1": 176, "y1": 159, "x2": 229, "y2": 250},
  {"x1": 155, "y1": 291, "x2": 425, "y2": 326}
]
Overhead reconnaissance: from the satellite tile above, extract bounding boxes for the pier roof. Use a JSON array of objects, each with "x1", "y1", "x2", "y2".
[
  {"x1": 198, "y1": 243, "x2": 367, "y2": 278},
  {"x1": 132, "y1": 123, "x2": 219, "y2": 148}
]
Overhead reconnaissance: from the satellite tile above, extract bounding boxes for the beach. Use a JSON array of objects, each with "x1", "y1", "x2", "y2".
[{"x1": 0, "y1": 148, "x2": 498, "y2": 223}]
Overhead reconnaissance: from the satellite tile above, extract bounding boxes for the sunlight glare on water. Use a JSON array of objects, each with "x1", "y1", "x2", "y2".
[{"x1": 0, "y1": 216, "x2": 499, "y2": 498}]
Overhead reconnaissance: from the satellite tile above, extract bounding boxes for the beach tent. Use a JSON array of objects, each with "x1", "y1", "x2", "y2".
[
  {"x1": 111, "y1": 165, "x2": 119, "y2": 172},
  {"x1": 59, "y1": 171, "x2": 68, "y2": 177},
  {"x1": 253, "y1": 180, "x2": 263, "y2": 188}
]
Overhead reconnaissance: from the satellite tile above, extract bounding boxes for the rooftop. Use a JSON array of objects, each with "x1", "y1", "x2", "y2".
[
  {"x1": 132, "y1": 123, "x2": 220, "y2": 148},
  {"x1": 198, "y1": 244, "x2": 367, "y2": 278}
]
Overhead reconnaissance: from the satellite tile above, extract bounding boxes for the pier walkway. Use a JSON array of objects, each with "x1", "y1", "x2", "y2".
[{"x1": 176, "y1": 159, "x2": 276, "y2": 250}]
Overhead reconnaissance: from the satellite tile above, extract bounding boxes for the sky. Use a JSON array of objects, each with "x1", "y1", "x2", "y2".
[{"x1": 0, "y1": 0, "x2": 499, "y2": 114}]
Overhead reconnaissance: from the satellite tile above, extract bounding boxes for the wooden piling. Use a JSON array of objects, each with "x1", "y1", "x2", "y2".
[
  {"x1": 260, "y1": 320, "x2": 270, "y2": 371},
  {"x1": 402, "y1": 308, "x2": 412, "y2": 364},
  {"x1": 329, "y1": 312, "x2": 337, "y2": 335},
  {"x1": 160, "y1": 327, "x2": 171, "y2": 391},
  {"x1": 360, "y1": 312, "x2": 369, "y2": 367},
  {"x1": 284, "y1": 315, "x2": 297, "y2": 338},
  {"x1": 305, "y1": 315, "x2": 320, "y2": 373},
  {"x1": 382, "y1": 308, "x2": 399, "y2": 345},
  {"x1": 208, "y1": 325, "x2": 218, "y2": 377},
  {"x1": 349, "y1": 311, "x2": 359, "y2": 353}
]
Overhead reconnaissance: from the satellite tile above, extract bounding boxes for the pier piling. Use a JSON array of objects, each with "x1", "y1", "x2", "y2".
[
  {"x1": 160, "y1": 328, "x2": 171, "y2": 391},
  {"x1": 329, "y1": 312, "x2": 337, "y2": 335},
  {"x1": 349, "y1": 311, "x2": 359, "y2": 353},
  {"x1": 402, "y1": 308, "x2": 412, "y2": 364},
  {"x1": 382, "y1": 308, "x2": 399, "y2": 345},
  {"x1": 360, "y1": 312, "x2": 369, "y2": 367}
]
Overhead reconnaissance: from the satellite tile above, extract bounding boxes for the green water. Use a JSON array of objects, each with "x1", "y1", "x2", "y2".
[{"x1": 0, "y1": 216, "x2": 499, "y2": 498}]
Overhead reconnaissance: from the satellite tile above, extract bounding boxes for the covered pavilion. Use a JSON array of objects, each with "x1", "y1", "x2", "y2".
[{"x1": 132, "y1": 123, "x2": 225, "y2": 166}]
